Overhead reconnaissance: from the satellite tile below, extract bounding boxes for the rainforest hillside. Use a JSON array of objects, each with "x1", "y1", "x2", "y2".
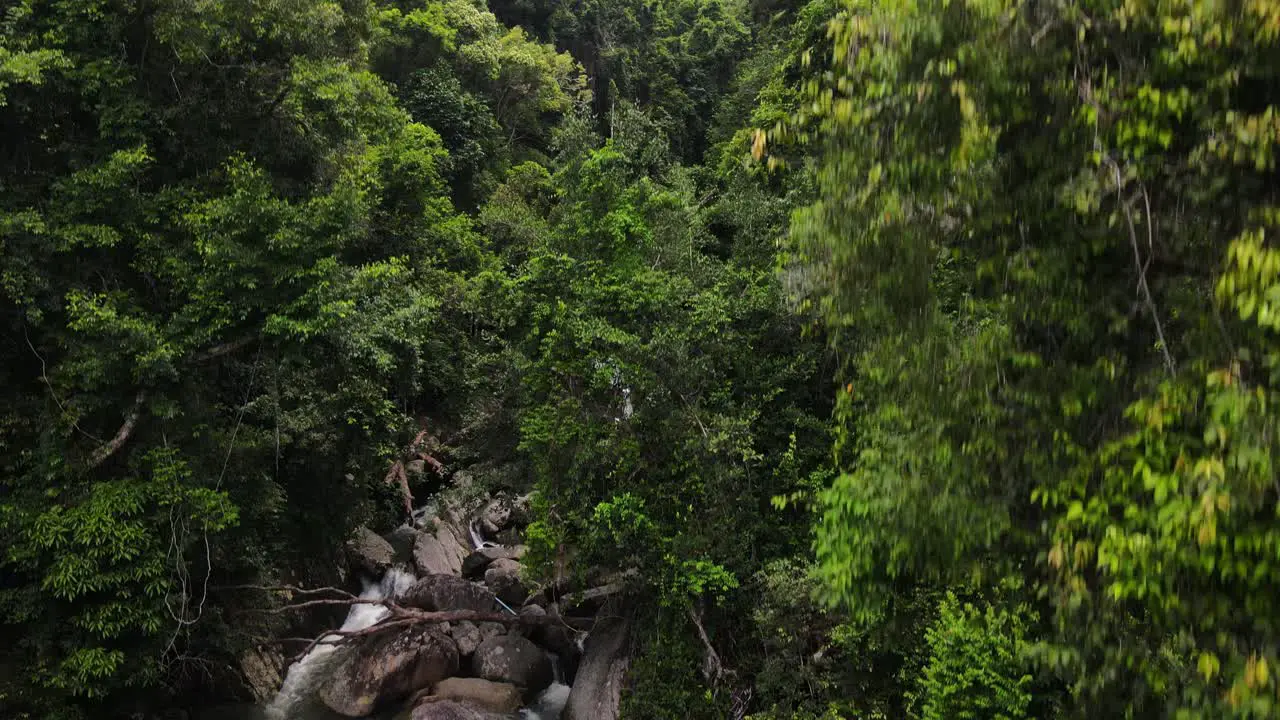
[{"x1": 5, "y1": 0, "x2": 1280, "y2": 718}]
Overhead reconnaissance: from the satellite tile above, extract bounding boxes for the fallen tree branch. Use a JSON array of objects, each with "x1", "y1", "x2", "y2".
[
  {"x1": 238, "y1": 585, "x2": 600, "y2": 661},
  {"x1": 555, "y1": 570, "x2": 641, "y2": 611},
  {"x1": 87, "y1": 390, "x2": 147, "y2": 469}
]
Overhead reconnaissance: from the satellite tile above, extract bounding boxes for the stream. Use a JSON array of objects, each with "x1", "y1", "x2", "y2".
[{"x1": 247, "y1": 513, "x2": 571, "y2": 720}]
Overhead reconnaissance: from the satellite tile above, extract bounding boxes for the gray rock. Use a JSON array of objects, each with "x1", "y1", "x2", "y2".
[
  {"x1": 494, "y1": 527, "x2": 523, "y2": 546},
  {"x1": 429, "y1": 677, "x2": 522, "y2": 713},
  {"x1": 237, "y1": 645, "x2": 283, "y2": 702},
  {"x1": 509, "y1": 494, "x2": 533, "y2": 528},
  {"x1": 563, "y1": 614, "x2": 630, "y2": 720},
  {"x1": 471, "y1": 634, "x2": 553, "y2": 700},
  {"x1": 386, "y1": 526, "x2": 421, "y2": 566},
  {"x1": 347, "y1": 526, "x2": 396, "y2": 576},
  {"x1": 484, "y1": 559, "x2": 526, "y2": 607},
  {"x1": 402, "y1": 574, "x2": 497, "y2": 613},
  {"x1": 533, "y1": 606, "x2": 580, "y2": 661},
  {"x1": 320, "y1": 626, "x2": 459, "y2": 717},
  {"x1": 479, "y1": 622, "x2": 506, "y2": 643},
  {"x1": 448, "y1": 620, "x2": 483, "y2": 657},
  {"x1": 414, "y1": 522, "x2": 470, "y2": 576},
  {"x1": 516, "y1": 603, "x2": 546, "y2": 639},
  {"x1": 410, "y1": 699, "x2": 513, "y2": 720},
  {"x1": 462, "y1": 545, "x2": 526, "y2": 579},
  {"x1": 477, "y1": 497, "x2": 513, "y2": 535}
]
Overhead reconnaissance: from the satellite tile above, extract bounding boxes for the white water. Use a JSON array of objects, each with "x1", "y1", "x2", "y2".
[
  {"x1": 519, "y1": 650, "x2": 570, "y2": 720},
  {"x1": 521, "y1": 682, "x2": 571, "y2": 720},
  {"x1": 468, "y1": 520, "x2": 496, "y2": 549},
  {"x1": 265, "y1": 568, "x2": 417, "y2": 720}
]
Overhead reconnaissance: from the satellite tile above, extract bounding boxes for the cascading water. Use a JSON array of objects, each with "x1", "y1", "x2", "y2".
[
  {"x1": 265, "y1": 567, "x2": 416, "y2": 720},
  {"x1": 520, "y1": 652, "x2": 570, "y2": 720},
  {"x1": 468, "y1": 520, "x2": 496, "y2": 549}
]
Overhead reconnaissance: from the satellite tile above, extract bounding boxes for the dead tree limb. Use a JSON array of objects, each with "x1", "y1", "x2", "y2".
[
  {"x1": 1110, "y1": 161, "x2": 1176, "y2": 376},
  {"x1": 382, "y1": 423, "x2": 447, "y2": 519},
  {"x1": 87, "y1": 390, "x2": 147, "y2": 469},
  {"x1": 190, "y1": 335, "x2": 257, "y2": 363},
  {"x1": 688, "y1": 604, "x2": 728, "y2": 684}
]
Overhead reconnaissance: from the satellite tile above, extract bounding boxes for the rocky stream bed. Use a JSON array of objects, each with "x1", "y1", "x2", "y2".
[{"x1": 223, "y1": 491, "x2": 631, "y2": 720}]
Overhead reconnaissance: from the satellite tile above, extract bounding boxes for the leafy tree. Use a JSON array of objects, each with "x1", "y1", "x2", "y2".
[
  {"x1": 767, "y1": 0, "x2": 1280, "y2": 715},
  {"x1": 0, "y1": 0, "x2": 490, "y2": 715}
]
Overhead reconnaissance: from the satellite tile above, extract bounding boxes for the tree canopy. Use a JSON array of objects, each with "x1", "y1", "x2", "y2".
[{"x1": 7, "y1": 0, "x2": 1280, "y2": 718}]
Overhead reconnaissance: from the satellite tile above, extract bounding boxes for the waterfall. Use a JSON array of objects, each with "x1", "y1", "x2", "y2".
[
  {"x1": 468, "y1": 520, "x2": 496, "y2": 550},
  {"x1": 521, "y1": 682, "x2": 571, "y2": 720},
  {"x1": 264, "y1": 567, "x2": 416, "y2": 719},
  {"x1": 520, "y1": 652, "x2": 570, "y2": 720}
]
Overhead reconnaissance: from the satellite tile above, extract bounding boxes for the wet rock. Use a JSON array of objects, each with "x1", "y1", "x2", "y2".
[
  {"x1": 320, "y1": 626, "x2": 459, "y2": 717},
  {"x1": 347, "y1": 526, "x2": 395, "y2": 575},
  {"x1": 237, "y1": 644, "x2": 283, "y2": 702},
  {"x1": 563, "y1": 613, "x2": 630, "y2": 720},
  {"x1": 471, "y1": 634, "x2": 553, "y2": 700},
  {"x1": 461, "y1": 552, "x2": 491, "y2": 579},
  {"x1": 402, "y1": 574, "x2": 497, "y2": 613},
  {"x1": 429, "y1": 677, "x2": 522, "y2": 713},
  {"x1": 410, "y1": 699, "x2": 512, "y2": 720},
  {"x1": 484, "y1": 558, "x2": 526, "y2": 606}
]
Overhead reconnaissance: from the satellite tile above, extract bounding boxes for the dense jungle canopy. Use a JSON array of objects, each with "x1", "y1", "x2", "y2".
[{"x1": 6, "y1": 0, "x2": 1280, "y2": 717}]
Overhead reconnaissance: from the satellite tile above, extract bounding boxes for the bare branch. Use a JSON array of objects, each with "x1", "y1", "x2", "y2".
[
  {"x1": 87, "y1": 391, "x2": 147, "y2": 469},
  {"x1": 190, "y1": 335, "x2": 257, "y2": 363},
  {"x1": 219, "y1": 584, "x2": 359, "y2": 599},
  {"x1": 688, "y1": 605, "x2": 728, "y2": 685},
  {"x1": 1110, "y1": 161, "x2": 1176, "y2": 376}
]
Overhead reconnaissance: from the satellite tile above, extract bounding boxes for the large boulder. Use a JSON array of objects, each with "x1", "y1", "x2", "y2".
[
  {"x1": 471, "y1": 634, "x2": 553, "y2": 699},
  {"x1": 347, "y1": 526, "x2": 395, "y2": 576},
  {"x1": 238, "y1": 645, "x2": 283, "y2": 702},
  {"x1": 429, "y1": 678, "x2": 522, "y2": 713},
  {"x1": 509, "y1": 494, "x2": 532, "y2": 528},
  {"x1": 516, "y1": 604, "x2": 546, "y2": 639},
  {"x1": 445, "y1": 620, "x2": 480, "y2": 657},
  {"x1": 532, "y1": 606, "x2": 581, "y2": 674},
  {"x1": 410, "y1": 699, "x2": 512, "y2": 720},
  {"x1": 402, "y1": 574, "x2": 496, "y2": 613},
  {"x1": 320, "y1": 626, "x2": 459, "y2": 717},
  {"x1": 476, "y1": 496, "x2": 513, "y2": 535},
  {"x1": 414, "y1": 524, "x2": 471, "y2": 576},
  {"x1": 563, "y1": 614, "x2": 630, "y2": 720},
  {"x1": 462, "y1": 545, "x2": 526, "y2": 579},
  {"x1": 483, "y1": 559, "x2": 526, "y2": 607},
  {"x1": 385, "y1": 526, "x2": 421, "y2": 566}
]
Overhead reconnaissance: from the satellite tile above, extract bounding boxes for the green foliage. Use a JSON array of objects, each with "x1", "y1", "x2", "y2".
[
  {"x1": 0, "y1": 0, "x2": 502, "y2": 715},
  {"x1": 622, "y1": 608, "x2": 731, "y2": 720},
  {"x1": 911, "y1": 593, "x2": 1033, "y2": 720},
  {"x1": 771, "y1": 0, "x2": 1280, "y2": 715}
]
